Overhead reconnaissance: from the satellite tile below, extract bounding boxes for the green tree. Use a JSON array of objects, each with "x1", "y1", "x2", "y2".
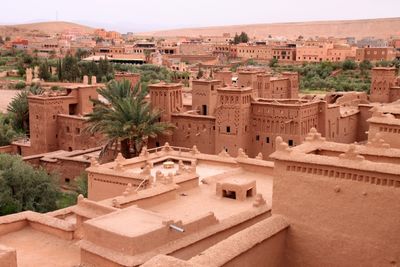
[
  {"x1": 359, "y1": 60, "x2": 373, "y2": 71},
  {"x1": 39, "y1": 60, "x2": 51, "y2": 81},
  {"x1": 57, "y1": 58, "x2": 63, "y2": 81},
  {"x1": 85, "y1": 80, "x2": 175, "y2": 158},
  {"x1": 62, "y1": 54, "x2": 80, "y2": 82},
  {"x1": 342, "y1": 59, "x2": 357, "y2": 70},
  {"x1": 76, "y1": 172, "x2": 88, "y2": 197},
  {"x1": 75, "y1": 49, "x2": 91, "y2": 60},
  {"x1": 239, "y1": 32, "x2": 249, "y2": 43},
  {"x1": 269, "y1": 58, "x2": 278, "y2": 68},
  {"x1": 0, "y1": 114, "x2": 18, "y2": 146},
  {"x1": 7, "y1": 85, "x2": 44, "y2": 133},
  {"x1": 0, "y1": 154, "x2": 59, "y2": 215},
  {"x1": 233, "y1": 32, "x2": 249, "y2": 44}
]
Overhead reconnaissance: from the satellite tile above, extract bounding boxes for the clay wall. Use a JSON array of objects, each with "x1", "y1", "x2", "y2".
[
  {"x1": 88, "y1": 172, "x2": 148, "y2": 201},
  {"x1": 250, "y1": 101, "x2": 320, "y2": 158},
  {"x1": 369, "y1": 68, "x2": 397, "y2": 103},
  {"x1": 189, "y1": 215, "x2": 288, "y2": 267},
  {"x1": 171, "y1": 115, "x2": 216, "y2": 154},
  {"x1": 272, "y1": 159, "x2": 400, "y2": 267},
  {"x1": 368, "y1": 122, "x2": 400, "y2": 148},
  {"x1": 57, "y1": 115, "x2": 103, "y2": 151},
  {"x1": 191, "y1": 80, "x2": 220, "y2": 116},
  {"x1": 214, "y1": 88, "x2": 252, "y2": 156},
  {"x1": 0, "y1": 245, "x2": 17, "y2": 267}
]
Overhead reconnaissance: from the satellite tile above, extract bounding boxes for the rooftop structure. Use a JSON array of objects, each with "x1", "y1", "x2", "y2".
[{"x1": 1, "y1": 129, "x2": 399, "y2": 266}]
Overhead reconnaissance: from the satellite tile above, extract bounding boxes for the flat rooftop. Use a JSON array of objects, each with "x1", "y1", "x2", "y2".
[
  {"x1": 148, "y1": 168, "x2": 273, "y2": 221},
  {"x1": 88, "y1": 207, "x2": 168, "y2": 237},
  {"x1": 0, "y1": 227, "x2": 80, "y2": 267}
]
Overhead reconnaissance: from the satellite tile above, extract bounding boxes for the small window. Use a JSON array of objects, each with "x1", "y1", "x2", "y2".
[
  {"x1": 288, "y1": 140, "x2": 294, "y2": 146},
  {"x1": 76, "y1": 128, "x2": 81, "y2": 134},
  {"x1": 226, "y1": 126, "x2": 231, "y2": 133},
  {"x1": 155, "y1": 141, "x2": 160, "y2": 147},
  {"x1": 256, "y1": 135, "x2": 260, "y2": 141},
  {"x1": 266, "y1": 137, "x2": 270, "y2": 143},
  {"x1": 66, "y1": 126, "x2": 70, "y2": 133},
  {"x1": 65, "y1": 178, "x2": 70, "y2": 183}
]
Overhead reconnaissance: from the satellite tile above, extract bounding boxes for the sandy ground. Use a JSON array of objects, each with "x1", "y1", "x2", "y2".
[
  {"x1": 0, "y1": 227, "x2": 80, "y2": 267},
  {"x1": 0, "y1": 90, "x2": 19, "y2": 113}
]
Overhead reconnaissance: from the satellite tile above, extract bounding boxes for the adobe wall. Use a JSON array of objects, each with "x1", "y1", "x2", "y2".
[
  {"x1": 214, "y1": 88, "x2": 252, "y2": 156},
  {"x1": 249, "y1": 101, "x2": 319, "y2": 158},
  {"x1": 272, "y1": 160, "x2": 400, "y2": 267},
  {"x1": 357, "y1": 104, "x2": 373, "y2": 141},
  {"x1": 169, "y1": 211, "x2": 271, "y2": 261},
  {"x1": 115, "y1": 73, "x2": 140, "y2": 89},
  {"x1": 191, "y1": 80, "x2": 220, "y2": 116},
  {"x1": 369, "y1": 68, "x2": 397, "y2": 103},
  {"x1": 40, "y1": 159, "x2": 90, "y2": 186},
  {"x1": 0, "y1": 245, "x2": 17, "y2": 267},
  {"x1": 214, "y1": 71, "x2": 232, "y2": 86},
  {"x1": 0, "y1": 146, "x2": 16, "y2": 154},
  {"x1": 77, "y1": 86, "x2": 98, "y2": 115},
  {"x1": 368, "y1": 122, "x2": 400, "y2": 149},
  {"x1": 171, "y1": 115, "x2": 216, "y2": 154},
  {"x1": 57, "y1": 115, "x2": 103, "y2": 151},
  {"x1": 28, "y1": 97, "x2": 74, "y2": 154},
  {"x1": 117, "y1": 186, "x2": 178, "y2": 209},
  {"x1": 189, "y1": 215, "x2": 288, "y2": 267},
  {"x1": 88, "y1": 172, "x2": 144, "y2": 201}
]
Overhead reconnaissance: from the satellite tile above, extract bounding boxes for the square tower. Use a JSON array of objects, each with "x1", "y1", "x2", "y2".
[
  {"x1": 214, "y1": 86, "x2": 252, "y2": 156},
  {"x1": 149, "y1": 83, "x2": 183, "y2": 121},
  {"x1": 192, "y1": 79, "x2": 221, "y2": 115},
  {"x1": 370, "y1": 67, "x2": 397, "y2": 103}
]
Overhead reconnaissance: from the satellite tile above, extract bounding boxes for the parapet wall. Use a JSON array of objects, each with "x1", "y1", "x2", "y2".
[
  {"x1": 0, "y1": 244, "x2": 17, "y2": 267},
  {"x1": 0, "y1": 211, "x2": 75, "y2": 240},
  {"x1": 189, "y1": 215, "x2": 288, "y2": 267},
  {"x1": 273, "y1": 159, "x2": 400, "y2": 267}
]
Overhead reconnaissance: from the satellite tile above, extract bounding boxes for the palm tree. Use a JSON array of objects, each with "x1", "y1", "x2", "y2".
[
  {"x1": 85, "y1": 80, "x2": 175, "y2": 159},
  {"x1": 7, "y1": 85, "x2": 44, "y2": 133}
]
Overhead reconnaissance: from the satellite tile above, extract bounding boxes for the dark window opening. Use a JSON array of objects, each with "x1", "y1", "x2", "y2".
[
  {"x1": 247, "y1": 188, "x2": 254, "y2": 197},
  {"x1": 223, "y1": 190, "x2": 236, "y2": 199},
  {"x1": 256, "y1": 135, "x2": 260, "y2": 141},
  {"x1": 266, "y1": 137, "x2": 270, "y2": 143},
  {"x1": 65, "y1": 178, "x2": 70, "y2": 183},
  {"x1": 226, "y1": 126, "x2": 231, "y2": 133},
  {"x1": 69, "y1": 104, "x2": 78, "y2": 115},
  {"x1": 202, "y1": 105, "x2": 208, "y2": 115},
  {"x1": 288, "y1": 140, "x2": 294, "y2": 146},
  {"x1": 156, "y1": 141, "x2": 160, "y2": 147},
  {"x1": 68, "y1": 147, "x2": 73, "y2": 151}
]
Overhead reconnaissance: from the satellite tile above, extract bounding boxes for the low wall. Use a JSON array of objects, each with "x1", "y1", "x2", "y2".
[
  {"x1": 0, "y1": 211, "x2": 75, "y2": 240},
  {"x1": 100, "y1": 184, "x2": 179, "y2": 209},
  {"x1": 189, "y1": 215, "x2": 289, "y2": 267},
  {"x1": 0, "y1": 244, "x2": 17, "y2": 267},
  {"x1": 0, "y1": 145, "x2": 16, "y2": 154}
]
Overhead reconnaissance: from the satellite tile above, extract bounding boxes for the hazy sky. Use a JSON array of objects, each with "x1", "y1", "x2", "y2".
[{"x1": 1, "y1": 0, "x2": 400, "y2": 33}]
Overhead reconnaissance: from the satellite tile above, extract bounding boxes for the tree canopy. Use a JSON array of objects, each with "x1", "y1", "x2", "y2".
[
  {"x1": 233, "y1": 32, "x2": 249, "y2": 44},
  {"x1": 0, "y1": 154, "x2": 59, "y2": 215},
  {"x1": 85, "y1": 80, "x2": 175, "y2": 159}
]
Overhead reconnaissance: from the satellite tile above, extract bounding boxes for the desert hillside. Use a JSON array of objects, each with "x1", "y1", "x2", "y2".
[
  {"x1": 139, "y1": 17, "x2": 400, "y2": 39},
  {"x1": 0, "y1": 21, "x2": 94, "y2": 37}
]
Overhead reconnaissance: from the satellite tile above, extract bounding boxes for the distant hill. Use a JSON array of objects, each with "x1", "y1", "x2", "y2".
[
  {"x1": 0, "y1": 21, "x2": 94, "y2": 37},
  {"x1": 139, "y1": 17, "x2": 400, "y2": 40}
]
